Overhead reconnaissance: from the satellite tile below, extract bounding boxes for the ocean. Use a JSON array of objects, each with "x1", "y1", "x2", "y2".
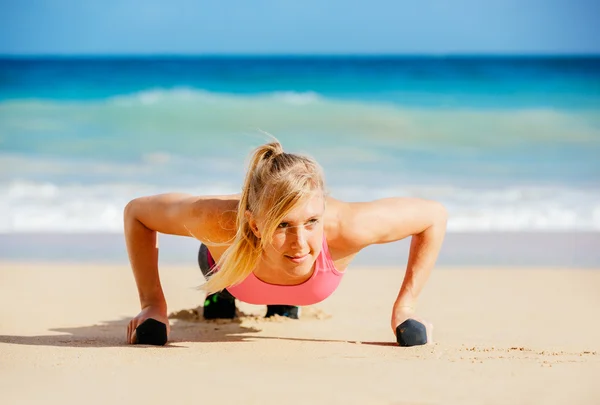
[{"x1": 1, "y1": 56, "x2": 599, "y2": 266}]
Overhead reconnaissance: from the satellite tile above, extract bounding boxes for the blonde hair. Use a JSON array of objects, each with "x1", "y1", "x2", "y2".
[{"x1": 201, "y1": 139, "x2": 326, "y2": 295}]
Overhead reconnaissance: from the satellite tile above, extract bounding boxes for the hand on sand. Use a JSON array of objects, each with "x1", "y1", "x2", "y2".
[
  {"x1": 391, "y1": 304, "x2": 433, "y2": 345},
  {"x1": 127, "y1": 305, "x2": 170, "y2": 345}
]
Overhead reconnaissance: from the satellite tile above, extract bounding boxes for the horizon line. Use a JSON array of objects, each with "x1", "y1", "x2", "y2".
[{"x1": 1, "y1": 51, "x2": 600, "y2": 59}]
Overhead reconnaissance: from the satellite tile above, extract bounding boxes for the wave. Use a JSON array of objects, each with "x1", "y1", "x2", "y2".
[
  {"x1": 2, "y1": 88, "x2": 598, "y2": 189},
  {"x1": 109, "y1": 88, "x2": 324, "y2": 106},
  {"x1": 2, "y1": 180, "x2": 599, "y2": 233},
  {"x1": 1, "y1": 88, "x2": 599, "y2": 233},
  {"x1": 0, "y1": 87, "x2": 600, "y2": 130}
]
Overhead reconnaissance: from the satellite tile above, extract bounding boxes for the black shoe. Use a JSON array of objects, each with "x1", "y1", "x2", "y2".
[
  {"x1": 265, "y1": 305, "x2": 300, "y2": 319},
  {"x1": 203, "y1": 292, "x2": 236, "y2": 319}
]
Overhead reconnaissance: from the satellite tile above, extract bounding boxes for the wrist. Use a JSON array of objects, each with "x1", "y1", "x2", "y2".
[
  {"x1": 140, "y1": 291, "x2": 166, "y2": 310},
  {"x1": 394, "y1": 297, "x2": 416, "y2": 311}
]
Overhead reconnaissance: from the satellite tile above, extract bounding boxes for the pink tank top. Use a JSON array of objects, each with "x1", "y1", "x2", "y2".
[{"x1": 210, "y1": 237, "x2": 344, "y2": 306}]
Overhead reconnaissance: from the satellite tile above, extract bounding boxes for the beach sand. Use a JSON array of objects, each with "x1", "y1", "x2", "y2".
[{"x1": 1, "y1": 262, "x2": 599, "y2": 404}]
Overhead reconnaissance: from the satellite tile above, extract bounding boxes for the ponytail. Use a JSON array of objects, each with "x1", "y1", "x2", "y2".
[{"x1": 201, "y1": 141, "x2": 284, "y2": 295}]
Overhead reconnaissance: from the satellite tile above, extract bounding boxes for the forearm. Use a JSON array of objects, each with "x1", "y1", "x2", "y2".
[
  {"x1": 124, "y1": 203, "x2": 166, "y2": 310},
  {"x1": 395, "y1": 214, "x2": 447, "y2": 308}
]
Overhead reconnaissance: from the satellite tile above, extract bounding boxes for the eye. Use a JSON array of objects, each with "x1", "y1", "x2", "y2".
[{"x1": 278, "y1": 222, "x2": 289, "y2": 228}]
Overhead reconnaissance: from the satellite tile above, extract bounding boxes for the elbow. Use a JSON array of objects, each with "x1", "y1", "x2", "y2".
[
  {"x1": 437, "y1": 201, "x2": 448, "y2": 222},
  {"x1": 123, "y1": 198, "x2": 142, "y2": 228},
  {"x1": 123, "y1": 197, "x2": 153, "y2": 236},
  {"x1": 429, "y1": 201, "x2": 448, "y2": 229},
  {"x1": 428, "y1": 201, "x2": 448, "y2": 229},
  {"x1": 123, "y1": 199, "x2": 136, "y2": 221}
]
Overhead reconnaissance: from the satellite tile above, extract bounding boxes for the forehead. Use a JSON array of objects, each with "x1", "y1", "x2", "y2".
[{"x1": 282, "y1": 193, "x2": 325, "y2": 221}]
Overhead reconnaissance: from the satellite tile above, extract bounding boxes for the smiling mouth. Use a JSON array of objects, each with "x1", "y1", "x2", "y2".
[{"x1": 285, "y1": 253, "x2": 310, "y2": 262}]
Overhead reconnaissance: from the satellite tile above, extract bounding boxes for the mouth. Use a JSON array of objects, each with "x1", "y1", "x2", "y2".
[{"x1": 284, "y1": 253, "x2": 310, "y2": 263}]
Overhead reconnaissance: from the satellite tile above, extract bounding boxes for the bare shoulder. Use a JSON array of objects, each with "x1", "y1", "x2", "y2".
[
  {"x1": 187, "y1": 193, "x2": 241, "y2": 244},
  {"x1": 324, "y1": 195, "x2": 447, "y2": 257}
]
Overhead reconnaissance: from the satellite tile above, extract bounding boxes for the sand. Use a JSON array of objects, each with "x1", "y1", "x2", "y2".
[{"x1": 1, "y1": 262, "x2": 599, "y2": 405}]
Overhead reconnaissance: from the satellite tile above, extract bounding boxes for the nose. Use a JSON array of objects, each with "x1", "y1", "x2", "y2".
[{"x1": 290, "y1": 225, "x2": 308, "y2": 248}]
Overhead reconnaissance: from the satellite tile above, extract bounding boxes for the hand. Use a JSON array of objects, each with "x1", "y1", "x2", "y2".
[
  {"x1": 127, "y1": 305, "x2": 170, "y2": 344},
  {"x1": 391, "y1": 304, "x2": 433, "y2": 344}
]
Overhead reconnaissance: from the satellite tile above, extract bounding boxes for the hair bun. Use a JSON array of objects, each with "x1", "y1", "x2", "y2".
[{"x1": 262, "y1": 142, "x2": 284, "y2": 160}]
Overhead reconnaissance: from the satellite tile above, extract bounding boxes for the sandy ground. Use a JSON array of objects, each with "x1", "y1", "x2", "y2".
[{"x1": 1, "y1": 262, "x2": 599, "y2": 405}]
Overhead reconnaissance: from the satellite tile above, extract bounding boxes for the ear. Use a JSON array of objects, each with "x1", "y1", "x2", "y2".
[{"x1": 245, "y1": 210, "x2": 261, "y2": 238}]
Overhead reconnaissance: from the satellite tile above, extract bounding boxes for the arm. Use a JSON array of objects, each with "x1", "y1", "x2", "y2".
[
  {"x1": 337, "y1": 197, "x2": 447, "y2": 328},
  {"x1": 124, "y1": 192, "x2": 239, "y2": 309},
  {"x1": 123, "y1": 192, "x2": 239, "y2": 343}
]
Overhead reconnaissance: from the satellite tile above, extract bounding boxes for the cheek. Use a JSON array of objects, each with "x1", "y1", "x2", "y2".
[
  {"x1": 307, "y1": 231, "x2": 323, "y2": 252},
  {"x1": 270, "y1": 233, "x2": 287, "y2": 248}
]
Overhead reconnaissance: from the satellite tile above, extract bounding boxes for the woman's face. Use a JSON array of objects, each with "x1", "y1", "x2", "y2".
[{"x1": 254, "y1": 192, "x2": 325, "y2": 275}]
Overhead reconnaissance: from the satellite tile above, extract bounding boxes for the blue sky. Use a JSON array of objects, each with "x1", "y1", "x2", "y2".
[{"x1": 1, "y1": 0, "x2": 598, "y2": 55}]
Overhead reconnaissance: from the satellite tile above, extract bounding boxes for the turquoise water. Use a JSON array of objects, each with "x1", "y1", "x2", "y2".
[{"x1": 1, "y1": 56, "x2": 599, "y2": 232}]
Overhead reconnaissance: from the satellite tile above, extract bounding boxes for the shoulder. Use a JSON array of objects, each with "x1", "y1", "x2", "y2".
[
  {"x1": 324, "y1": 195, "x2": 447, "y2": 257},
  {"x1": 188, "y1": 193, "x2": 241, "y2": 219},
  {"x1": 187, "y1": 193, "x2": 241, "y2": 244},
  {"x1": 124, "y1": 192, "x2": 242, "y2": 251}
]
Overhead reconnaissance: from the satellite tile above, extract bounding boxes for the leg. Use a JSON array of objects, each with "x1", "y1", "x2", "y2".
[{"x1": 198, "y1": 244, "x2": 236, "y2": 319}]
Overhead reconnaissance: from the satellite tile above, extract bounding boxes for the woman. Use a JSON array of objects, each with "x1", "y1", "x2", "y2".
[{"x1": 124, "y1": 139, "x2": 447, "y2": 345}]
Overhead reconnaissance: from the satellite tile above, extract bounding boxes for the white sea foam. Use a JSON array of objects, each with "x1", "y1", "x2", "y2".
[{"x1": 2, "y1": 180, "x2": 599, "y2": 233}]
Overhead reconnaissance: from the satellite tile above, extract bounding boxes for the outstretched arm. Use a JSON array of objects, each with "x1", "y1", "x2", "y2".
[
  {"x1": 123, "y1": 192, "x2": 239, "y2": 343},
  {"x1": 338, "y1": 197, "x2": 448, "y2": 331}
]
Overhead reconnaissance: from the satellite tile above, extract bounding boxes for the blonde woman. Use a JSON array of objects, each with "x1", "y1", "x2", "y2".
[{"x1": 124, "y1": 139, "x2": 447, "y2": 346}]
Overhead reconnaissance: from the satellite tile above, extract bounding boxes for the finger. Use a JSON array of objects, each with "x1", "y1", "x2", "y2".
[
  {"x1": 131, "y1": 321, "x2": 139, "y2": 345},
  {"x1": 127, "y1": 320, "x2": 137, "y2": 344}
]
